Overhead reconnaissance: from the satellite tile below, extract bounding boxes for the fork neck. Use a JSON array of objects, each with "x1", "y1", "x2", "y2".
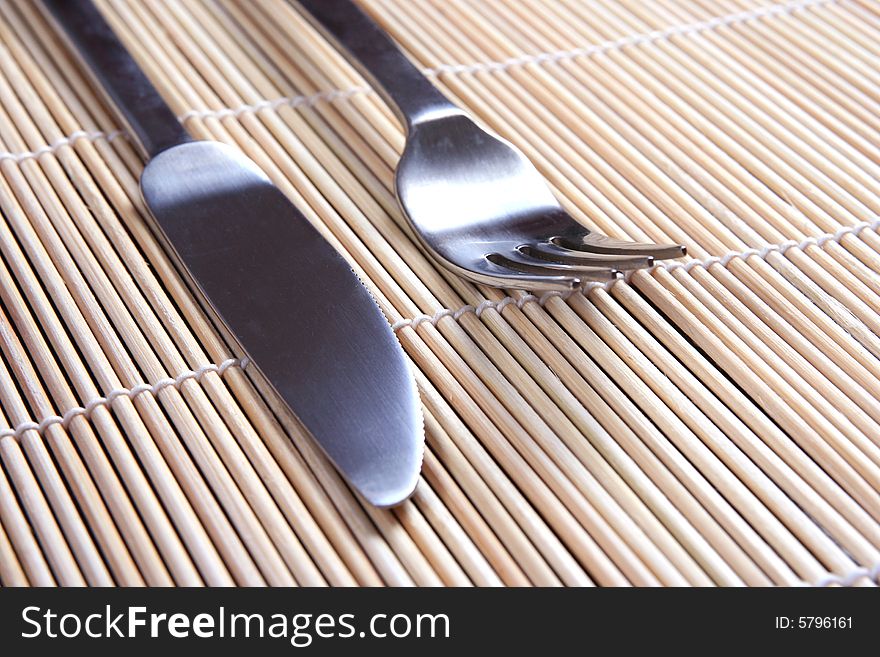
[{"x1": 295, "y1": 0, "x2": 460, "y2": 131}]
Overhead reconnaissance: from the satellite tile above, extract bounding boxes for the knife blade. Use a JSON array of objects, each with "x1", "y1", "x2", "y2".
[{"x1": 44, "y1": 0, "x2": 423, "y2": 507}]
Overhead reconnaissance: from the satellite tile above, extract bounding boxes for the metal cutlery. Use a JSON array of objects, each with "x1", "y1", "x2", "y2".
[
  {"x1": 294, "y1": 0, "x2": 685, "y2": 291},
  {"x1": 44, "y1": 0, "x2": 423, "y2": 507}
]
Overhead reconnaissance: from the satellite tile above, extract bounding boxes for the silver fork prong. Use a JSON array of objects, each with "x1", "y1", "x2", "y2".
[
  {"x1": 295, "y1": 0, "x2": 686, "y2": 293},
  {"x1": 471, "y1": 256, "x2": 583, "y2": 292},
  {"x1": 489, "y1": 252, "x2": 621, "y2": 282},
  {"x1": 555, "y1": 234, "x2": 687, "y2": 260},
  {"x1": 521, "y1": 243, "x2": 653, "y2": 270},
  {"x1": 481, "y1": 256, "x2": 583, "y2": 291}
]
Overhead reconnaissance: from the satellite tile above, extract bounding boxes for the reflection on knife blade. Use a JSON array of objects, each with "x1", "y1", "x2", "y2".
[{"x1": 43, "y1": 0, "x2": 424, "y2": 507}]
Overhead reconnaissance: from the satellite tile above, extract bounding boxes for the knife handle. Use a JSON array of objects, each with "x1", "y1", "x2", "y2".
[
  {"x1": 294, "y1": 0, "x2": 459, "y2": 130},
  {"x1": 43, "y1": 0, "x2": 192, "y2": 159}
]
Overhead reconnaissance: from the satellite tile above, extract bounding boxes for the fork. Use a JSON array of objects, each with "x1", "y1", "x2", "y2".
[{"x1": 295, "y1": 0, "x2": 685, "y2": 291}]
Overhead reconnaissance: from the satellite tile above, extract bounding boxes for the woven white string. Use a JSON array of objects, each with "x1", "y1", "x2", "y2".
[
  {"x1": 0, "y1": 0, "x2": 830, "y2": 158},
  {"x1": 807, "y1": 561, "x2": 880, "y2": 587},
  {"x1": 0, "y1": 129, "x2": 126, "y2": 163},
  {"x1": 0, "y1": 0, "x2": 873, "y2": 586},
  {"x1": 8, "y1": 217, "x2": 868, "y2": 442},
  {"x1": 0, "y1": 357, "x2": 246, "y2": 441},
  {"x1": 429, "y1": 0, "x2": 833, "y2": 76},
  {"x1": 5, "y1": 135, "x2": 877, "y2": 362},
  {"x1": 1, "y1": 347, "x2": 876, "y2": 589},
  {"x1": 177, "y1": 0, "x2": 831, "y2": 123},
  {"x1": 177, "y1": 86, "x2": 371, "y2": 123},
  {"x1": 390, "y1": 218, "x2": 880, "y2": 332}
]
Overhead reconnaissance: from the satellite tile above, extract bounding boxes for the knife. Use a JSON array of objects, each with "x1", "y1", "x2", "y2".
[{"x1": 43, "y1": 0, "x2": 423, "y2": 507}]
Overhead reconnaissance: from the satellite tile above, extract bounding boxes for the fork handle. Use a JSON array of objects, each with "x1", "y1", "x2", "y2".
[
  {"x1": 294, "y1": 0, "x2": 458, "y2": 130},
  {"x1": 43, "y1": 0, "x2": 192, "y2": 159}
]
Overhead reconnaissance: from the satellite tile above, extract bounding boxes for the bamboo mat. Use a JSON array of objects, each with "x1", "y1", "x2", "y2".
[{"x1": 0, "y1": 0, "x2": 879, "y2": 587}]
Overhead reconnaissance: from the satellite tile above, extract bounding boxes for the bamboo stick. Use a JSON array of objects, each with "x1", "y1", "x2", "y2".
[
  {"x1": 0, "y1": 432, "x2": 85, "y2": 586},
  {"x1": 136, "y1": 0, "x2": 652, "y2": 584},
  {"x1": 211, "y1": 0, "x2": 600, "y2": 584},
  {"x1": 0, "y1": 300, "x2": 143, "y2": 586},
  {"x1": 13, "y1": 0, "x2": 391, "y2": 587},
  {"x1": 0, "y1": 462, "x2": 55, "y2": 586},
  {"x1": 0, "y1": 517, "x2": 29, "y2": 586},
  {"x1": 0, "y1": 0, "x2": 879, "y2": 588},
  {"x1": 1, "y1": 8, "x2": 316, "y2": 586}
]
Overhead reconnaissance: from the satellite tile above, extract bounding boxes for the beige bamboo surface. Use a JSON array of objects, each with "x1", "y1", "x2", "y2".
[{"x1": 0, "y1": 0, "x2": 880, "y2": 587}]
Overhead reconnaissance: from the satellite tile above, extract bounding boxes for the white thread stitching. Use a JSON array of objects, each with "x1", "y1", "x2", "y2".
[
  {"x1": 809, "y1": 561, "x2": 880, "y2": 587},
  {"x1": 0, "y1": 357, "x2": 246, "y2": 442},
  {"x1": 429, "y1": 0, "x2": 833, "y2": 76},
  {"x1": 177, "y1": 87, "x2": 371, "y2": 123},
  {"x1": 173, "y1": 0, "x2": 831, "y2": 124},
  {"x1": 0, "y1": 2, "x2": 869, "y2": 340},
  {"x1": 2, "y1": 348, "x2": 874, "y2": 588},
  {"x1": 0, "y1": 1, "x2": 871, "y2": 579},
  {"x1": 0, "y1": 6, "x2": 864, "y2": 356},
  {"x1": 1, "y1": 348, "x2": 876, "y2": 589},
  {"x1": 0, "y1": 129, "x2": 126, "y2": 163},
  {"x1": 0, "y1": 1, "x2": 831, "y2": 159},
  {"x1": 182, "y1": 0, "x2": 832, "y2": 122},
  {"x1": 390, "y1": 218, "x2": 880, "y2": 332}
]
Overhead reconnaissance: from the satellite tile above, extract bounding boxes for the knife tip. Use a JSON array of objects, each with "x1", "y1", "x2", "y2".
[
  {"x1": 360, "y1": 438, "x2": 424, "y2": 508},
  {"x1": 364, "y1": 484, "x2": 418, "y2": 509}
]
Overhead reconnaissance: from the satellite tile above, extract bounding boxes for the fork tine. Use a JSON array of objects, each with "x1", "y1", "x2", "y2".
[
  {"x1": 554, "y1": 234, "x2": 686, "y2": 260},
  {"x1": 477, "y1": 256, "x2": 583, "y2": 291},
  {"x1": 521, "y1": 243, "x2": 653, "y2": 270},
  {"x1": 489, "y1": 252, "x2": 622, "y2": 282}
]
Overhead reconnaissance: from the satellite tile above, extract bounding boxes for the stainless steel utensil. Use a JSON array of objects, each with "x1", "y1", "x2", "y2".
[
  {"x1": 295, "y1": 0, "x2": 685, "y2": 291},
  {"x1": 44, "y1": 0, "x2": 423, "y2": 507}
]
